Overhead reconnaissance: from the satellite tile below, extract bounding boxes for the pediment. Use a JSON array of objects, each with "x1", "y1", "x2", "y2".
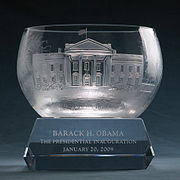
[{"x1": 65, "y1": 38, "x2": 113, "y2": 52}]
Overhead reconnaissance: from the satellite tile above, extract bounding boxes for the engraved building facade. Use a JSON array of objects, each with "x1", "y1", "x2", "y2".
[{"x1": 32, "y1": 38, "x2": 144, "y2": 90}]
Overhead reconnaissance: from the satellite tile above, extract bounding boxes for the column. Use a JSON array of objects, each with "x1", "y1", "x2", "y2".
[
  {"x1": 79, "y1": 55, "x2": 82, "y2": 86},
  {"x1": 64, "y1": 55, "x2": 67, "y2": 86},
  {"x1": 66, "y1": 55, "x2": 71, "y2": 86},
  {"x1": 93, "y1": 55, "x2": 97, "y2": 86},
  {"x1": 106, "y1": 55, "x2": 111, "y2": 86},
  {"x1": 103, "y1": 56, "x2": 106, "y2": 86}
]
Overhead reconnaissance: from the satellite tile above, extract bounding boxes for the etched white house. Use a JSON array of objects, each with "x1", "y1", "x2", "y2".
[{"x1": 32, "y1": 38, "x2": 144, "y2": 90}]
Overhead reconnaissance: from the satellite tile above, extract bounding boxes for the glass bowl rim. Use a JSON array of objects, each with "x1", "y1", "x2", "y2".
[{"x1": 25, "y1": 24, "x2": 154, "y2": 33}]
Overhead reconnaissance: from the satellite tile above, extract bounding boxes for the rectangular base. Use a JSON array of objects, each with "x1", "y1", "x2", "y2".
[{"x1": 24, "y1": 118, "x2": 154, "y2": 170}]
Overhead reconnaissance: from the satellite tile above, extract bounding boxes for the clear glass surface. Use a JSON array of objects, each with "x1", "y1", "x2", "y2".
[{"x1": 17, "y1": 24, "x2": 163, "y2": 118}]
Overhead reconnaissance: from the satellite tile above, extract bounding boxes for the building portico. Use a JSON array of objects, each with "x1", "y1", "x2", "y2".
[{"x1": 64, "y1": 38, "x2": 114, "y2": 86}]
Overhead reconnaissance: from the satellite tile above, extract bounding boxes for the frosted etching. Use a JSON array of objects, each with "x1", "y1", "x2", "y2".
[
  {"x1": 17, "y1": 26, "x2": 162, "y2": 118},
  {"x1": 32, "y1": 38, "x2": 153, "y2": 90}
]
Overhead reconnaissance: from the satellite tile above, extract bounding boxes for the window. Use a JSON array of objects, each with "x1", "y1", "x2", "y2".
[
  {"x1": 137, "y1": 66, "x2": 140, "y2": 73},
  {"x1": 72, "y1": 72, "x2": 79, "y2": 86},
  {"x1": 84, "y1": 62, "x2": 89, "y2": 71},
  {"x1": 60, "y1": 64, "x2": 63, "y2": 71},
  {"x1": 128, "y1": 78, "x2": 132, "y2": 85},
  {"x1": 73, "y1": 62, "x2": 78, "y2": 71},
  {"x1": 83, "y1": 73, "x2": 91, "y2": 86},
  {"x1": 111, "y1": 76, "x2": 114, "y2": 84},
  {"x1": 60, "y1": 76, "x2": 64, "y2": 83},
  {"x1": 36, "y1": 77, "x2": 41, "y2": 84},
  {"x1": 96, "y1": 73, "x2": 102, "y2": 86},
  {"x1": 96, "y1": 63, "x2": 101, "y2": 71},
  {"x1": 96, "y1": 76, "x2": 101, "y2": 86},
  {"x1": 111, "y1": 65, "x2": 115, "y2": 73},
  {"x1": 135, "y1": 78, "x2": 139, "y2": 85},
  {"x1": 129, "y1": 66, "x2": 133, "y2": 72},
  {"x1": 120, "y1": 65, "x2": 124, "y2": 72},
  {"x1": 74, "y1": 76, "x2": 78, "y2": 83},
  {"x1": 52, "y1": 76, "x2": 56, "y2": 82},
  {"x1": 119, "y1": 78, "x2": 123, "y2": 84},
  {"x1": 43, "y1": 77, "x2": 48, "y2": 83},
  {"x1": 51, "y1": 64, "x2": 54, "y2": 71}
]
